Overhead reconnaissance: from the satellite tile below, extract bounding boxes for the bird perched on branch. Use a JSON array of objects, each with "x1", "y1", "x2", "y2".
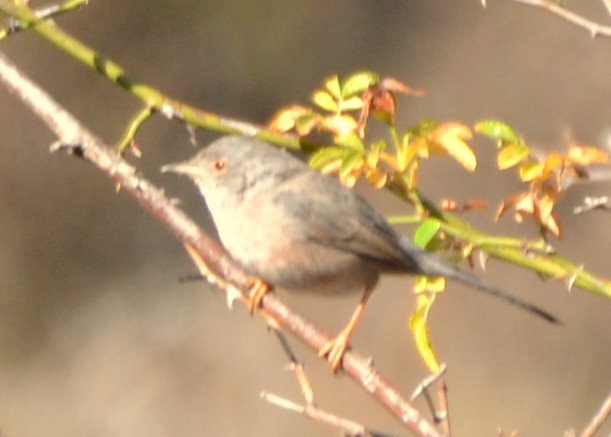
[{"x1": 163, "y1": 135, "x2": 558, "y2": 371}]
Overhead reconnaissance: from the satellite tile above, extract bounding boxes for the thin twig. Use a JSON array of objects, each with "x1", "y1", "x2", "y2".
[
  {"x1": 0, "y1": 51, "x2": 442, "y2": 437},
  {"x1": 436, "y1": 378, "x2": 451, "y2": 436},
  {"x1": 510, "y1": 0, "x2": 611, "y2": 38},
  {"x1": 580, "y1": 391, "x2": 611, "y2": 437},
  {"x1": 261, "y1": 392, "x2": 398, "y2": 437},
  {"x1": 271, "y1": 329, "x2": 316, "y2": 405},
  {"x1": 0, "y1": 1, "x2": 300, "y2": 149},
  {"x1": 410, "y1": 365, "x2": 450, "y2": 434},
  {"x1": 0, "y1": 0, "x2": 87, "y2": 41}
]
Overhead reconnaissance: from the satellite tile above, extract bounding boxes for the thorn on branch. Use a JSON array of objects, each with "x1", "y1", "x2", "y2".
[{"x1": 49, "y1": 140, "x2": 84, "y2": 157}]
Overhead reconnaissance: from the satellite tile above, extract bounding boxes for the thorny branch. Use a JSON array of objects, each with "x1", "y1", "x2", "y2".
[{"x1": 0, "y1": 51, "x2": 442, "y2": 437}]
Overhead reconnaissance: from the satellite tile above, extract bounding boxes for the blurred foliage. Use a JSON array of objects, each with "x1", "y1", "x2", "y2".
[{"x1": 269, "y1": 72, "x2": 610, "y2": 371}]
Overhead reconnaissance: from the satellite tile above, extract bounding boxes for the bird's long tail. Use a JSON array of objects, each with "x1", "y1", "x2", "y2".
[{"x1": 403, "y1": 241, "x2": 560, "y2": 324}]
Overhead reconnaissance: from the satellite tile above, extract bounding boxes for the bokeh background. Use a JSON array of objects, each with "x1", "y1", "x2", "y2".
[{"x1": 0, "y1": 1, "x2": 610, "y2": 436}]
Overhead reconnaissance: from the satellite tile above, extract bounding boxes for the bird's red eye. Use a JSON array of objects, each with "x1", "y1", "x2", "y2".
[{"x1": 212, "y1": 158, "x2": 228, "y2": 175}]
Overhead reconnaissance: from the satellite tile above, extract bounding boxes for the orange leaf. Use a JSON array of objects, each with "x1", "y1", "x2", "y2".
[
  {"x1": 567, "y1": 146, "x2": 609, "y2": 165},
  {"x1": 365, "y1": 167, "x2": 388, "y2": 189},
  {"x1": 495, "y1": 192, "x2": 528, "y2": 221},
  {"x1": 380, "y1": 77, "x2": 425, "y2": 96}
]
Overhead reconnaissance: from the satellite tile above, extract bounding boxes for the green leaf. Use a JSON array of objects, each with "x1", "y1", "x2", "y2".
[
  {"x1": 413, "y1": 218, "x2": 441, "y2": 249},
  {"x1": 334, "y1": 132, "x2": 364, "y2": 151},
  {"x1": 312, "y1": 90, "x2": 338, "y2": 112},
  {"x1": 308, "y1": 146, "x2": 347, "y2": 170},
  {"x1": 341, "y1": 71, "x2": 380, "y2": 99},
  {"x1": 338, "y1": 96, "x2": 364, "y2": 112},
  {"x1": 409, "y1": 119, "x2": 438, "y2": 137},
  {"x1": 366, "y1": 139, "x2": 386, "y2": 167},
  {"x1": 294, "y1": 112, "x2": 321, "y2": 136},
  {"x1": 475, "y1": 119, "x2": 520, "y2": 145},
  {"x1": 339, "y1": 150, "x2": 363, "y2": 179}
]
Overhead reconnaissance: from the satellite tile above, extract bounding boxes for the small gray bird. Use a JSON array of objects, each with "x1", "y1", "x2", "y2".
[{"x1": 163, "y1": 135, "x2": 558, "y2": 371}]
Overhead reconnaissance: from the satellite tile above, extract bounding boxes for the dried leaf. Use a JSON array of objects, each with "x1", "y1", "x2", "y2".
[
  {"x1": 380, "y1": 77, "x2": 425, "y2": 96},
  {"x1": 440, "y1": 199, "x2": 457, "y2": 211}
]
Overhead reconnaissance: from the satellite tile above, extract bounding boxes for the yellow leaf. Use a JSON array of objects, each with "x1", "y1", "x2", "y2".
[
  {"x1": 408, "y1": 158, "x2": 419, "y2": 189},
  {"x1": 325, "y1": 114, "x2": 358, "y2": 136},
  {"x1": 497, "y1": 142, "x2": 529, "y2": 170},
  {"x1": 312, "y1": 90, "x2": 338, "y2": 112},
  {"x1": 324, "y1": 75, "x2": 341, "y2": 99},
  {"x1": 533, "y1": 192, "x2": 561, "y2": 236},
  {"x1": 365, "y1": 167, "x2": 388, "y2": 189},
  {"x1": 519, "y1": 160, "x2": 544, "y2": 182},
  {"x1": 434, "y1": 123, "x2": 476, "y2": 171},
  {"x1": 567, "y1": 146, "x2": 609, "y2": 165},
  {"x1": 320, "y1": 159, "x2": 342, "y2": 175},
  {"x1": 409, "y1": 293, "x2": 440, "y2": 373},
  {"x1": 294, "y1": 113, "x2": 322, "y2": 136},
  {"x1": 514, "y1": 193, "x2": 535, "y2": 215},
  {"x1": 340, "y1": 168, "x2": 362, "y2": 188},
  {"x1": 397, "y1": 136, "x2": 418, "y2": 171},
  {"x1": 267, "y1": 105, "x2": 311, "y2": 132},
  {"x1": 338, "y1": 96, "x2": 364, "y2": 112},
  {"x1": 414, "y1": 276, "x2": 446, "y2": 293}
]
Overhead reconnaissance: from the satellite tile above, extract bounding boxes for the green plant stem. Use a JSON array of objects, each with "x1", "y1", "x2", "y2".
[
  {"x1": 1, "y1": 1, "x2": 609, "y2": 299},
  {"x1": 0, "y1": 1, "x2": 300, "y2": 150},
  {"x1": 387, "y1": 181, "x2": 611, "y2": 298},
  {"x1": 0, "y1": 0, "x2": 87, "y2": 41}
]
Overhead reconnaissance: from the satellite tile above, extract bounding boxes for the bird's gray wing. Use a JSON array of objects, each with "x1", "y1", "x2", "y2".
[{"x1": 271, "y1": 171, "x2": 415, "y2": 272}]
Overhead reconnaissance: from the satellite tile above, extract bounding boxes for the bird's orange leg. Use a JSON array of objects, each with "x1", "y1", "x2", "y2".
[
  {"x1": 318, "y1": 287, "x2": 374, "y2": 372},
  {"x1": 244, "y1": 278, "x2": 271, "y2": 313}
]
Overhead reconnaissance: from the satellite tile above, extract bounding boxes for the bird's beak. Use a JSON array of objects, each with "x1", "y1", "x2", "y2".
[{"x1": 161, "y1": 162, "x2": 204, "y2": 178}]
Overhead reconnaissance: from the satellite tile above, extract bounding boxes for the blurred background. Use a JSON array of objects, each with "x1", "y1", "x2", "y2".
[{"x1": 0, "y1": 0, "x2": 610, "y2": 436}]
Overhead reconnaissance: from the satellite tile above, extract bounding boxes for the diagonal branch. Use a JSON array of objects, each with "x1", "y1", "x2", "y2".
[
  {"x1": 1, "y1": 1, "x2": 609, "y2": 299},
  {"x1": 509, "y1": 0, "x2": 611, "y2": 38},
  {"x1": 0, "y1": 51, "x2": 441, "y2": 437}
]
